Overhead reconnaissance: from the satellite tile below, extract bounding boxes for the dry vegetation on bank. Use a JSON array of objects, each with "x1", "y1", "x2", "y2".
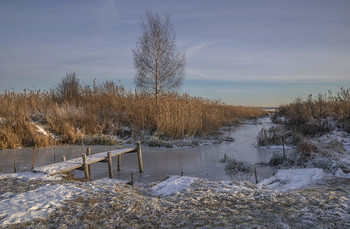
[
  {"x1": 257, "y1": 87, "x2": 350, "y2": 171},
  {"x1": 276, "y1": 87, "x2": 350, "y2": 136},
  {"x1": 0, "y1": 74, "x2": 266, "y2": 150}
]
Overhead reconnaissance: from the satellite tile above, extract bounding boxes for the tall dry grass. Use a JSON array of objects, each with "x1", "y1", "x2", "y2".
[
  {"x1": 276, "y1": 87, "x2": 350, "y2": 136},
  {"x1": 0, "y1": 79, "x2": 266, "y2": 149}
]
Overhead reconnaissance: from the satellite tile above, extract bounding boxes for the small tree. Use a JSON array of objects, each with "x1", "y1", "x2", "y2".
[
  {"x1": 53, "y1": 72, "x2": 81, "y2": 104},
  {"x1": 133, "y1": 11, "x2": 185, "y2": 106}
]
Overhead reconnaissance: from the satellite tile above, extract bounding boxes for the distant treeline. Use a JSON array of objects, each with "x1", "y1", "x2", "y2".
[{"x1": 0, "y1": 74, "x2": 266, "y2": 149}]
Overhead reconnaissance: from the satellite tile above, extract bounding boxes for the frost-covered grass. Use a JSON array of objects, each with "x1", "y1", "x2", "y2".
[
  {"x1": 220, "y1": 157, "x2": 253, "y2": 180},
  {"x1": 1, "y1": 171, "x2": 349, "y2": 228}
]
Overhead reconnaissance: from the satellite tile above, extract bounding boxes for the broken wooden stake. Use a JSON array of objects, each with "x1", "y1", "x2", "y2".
[
  {"x1": 282, "y1": 137, "x2": 286, "y2": 158},
  {"x1": 86, "y1": 147, "x2": 91, "y2": 176},
  {"x1": 14, "y1": 160, "x2": 17, "y2": 173},
  {"x1": 31, "y1": 145, "x2": 37, "y2": 170},
  {"x1": 117, "y1": 154, "x2": 121, "y2": 171},
  {"x1": 254, "y1": 168, "x2": 258, "y2": 184},
  {"x1": 82, "y1": 154, "x2": 90, "y2": 180},
  {"x1": 130, "y1": 172, "x2": 134, "y2": 185},
  {"x1": 107, "y1": 151, "x2": 113, "y2": 178},
  {"x1": 137, "y1": 141, "x2": 143, "y2": 173}
]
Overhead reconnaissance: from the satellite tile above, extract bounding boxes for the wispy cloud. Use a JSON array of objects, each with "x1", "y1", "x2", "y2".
[{"x1": 186, "y1": 41, "x2": 223, "y2": 56}]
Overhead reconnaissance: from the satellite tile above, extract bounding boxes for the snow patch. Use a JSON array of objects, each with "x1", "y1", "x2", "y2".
[
  {"x1": 31, "y1": 122, "x2": 49, "y2": 137},
  {"x1": 335, "y1": 169, "x2": 350, "y2": 178},
  {"x1": 152, "y1": 176, "x2": 198, "y2": 196},
  {"x1": 258, "y1": 168, "x2": 324, "y2": 192},
  {"x1": 263, "y1": 145, "x2": 292, "y2": 149},
  {"x1": 0, "y1": 184, "x2": 83, "y2": 225},
  {"x1": 0, "y1": 172, "x2": 62, "y2": 181}
]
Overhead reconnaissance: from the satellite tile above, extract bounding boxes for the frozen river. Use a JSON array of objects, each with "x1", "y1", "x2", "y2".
[{"x1": 0, "y1": 117, "x2": 289, "y2": 184}]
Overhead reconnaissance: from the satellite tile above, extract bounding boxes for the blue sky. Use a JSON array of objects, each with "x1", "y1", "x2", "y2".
[{"x1": 0, "y1": 0, "x2": 349, "y2": 106}]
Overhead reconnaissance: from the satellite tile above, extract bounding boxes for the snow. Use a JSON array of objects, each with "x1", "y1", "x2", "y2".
[
  {"x1": 0, "y1": 184, "x2": 83, "y2": 225},
  {"x1": 263, "y1": 145, "x2": 292, "y2": 149},
  {"x1": 258, "y1": 168, "x2": 324, "y2": 192},
  {"x1": 335, "y1": 169, "x2": 350, "y2": 178},
  {"x1": 319, "y1": 130, "x2": 350, "y2": 153},
  {"x1": 151, "y1": 176, "x2": 198, "y2": 196},
  {"x1": 33, "y1": 148, "x2": 135, "y2": 175},
  {"x1": 0, "y1": 172, "x2": 62, "y2": 181},
  {"x1": 33, "y1": 123, "x2": 49, "y2": 136}
]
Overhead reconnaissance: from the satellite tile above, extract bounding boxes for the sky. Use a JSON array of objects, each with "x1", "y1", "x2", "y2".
[{"x1": 0, "y1": 0, "x2": 349, "y2": 106}]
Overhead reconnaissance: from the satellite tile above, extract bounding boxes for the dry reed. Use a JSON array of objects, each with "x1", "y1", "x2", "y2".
[
  {"x1": 276, "y1": 87, "x2": 350, "y2": 136},
  {"x1": 0, "y1": 79, "x2": 266, "y2": 149}
]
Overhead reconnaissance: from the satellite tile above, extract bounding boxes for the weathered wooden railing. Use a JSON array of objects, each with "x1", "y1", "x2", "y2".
[{"x1": 33, "y1": 142, "x2": 143, "y2": 180}]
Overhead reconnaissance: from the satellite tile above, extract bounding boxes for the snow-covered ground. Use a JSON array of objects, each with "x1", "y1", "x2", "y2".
[
  {"x1": 257, "y1": 168, "x2": 325, "y2": 192},
  {"x1": 0, "y1": 169, "x2": 349, "y2": 227},
  {"x1": 0, "y1": 184, "x2": 83, "y2": 225},
  {"x1": 151, "y1": 176, "x2": 198, "y2": 196}
]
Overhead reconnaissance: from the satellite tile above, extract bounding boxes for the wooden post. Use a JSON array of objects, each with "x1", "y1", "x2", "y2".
[
  {"x1": 14, "y1": 160, "x2": 17, "y2": 173},
  {"x1": 62, "y1": 156, "x2": 66, "y2": 162},
  {"x1": 86, "y1": 147, "x2": 91, "y2": 176},
  {"x1": 82, "y1": 154, "x2": 90, "y2": 180},
  {"x1": 282, "y1": 137, "x2": 286, "y2": 158},
  {"x1": 181, "y1": 171, "x2": 183, "y2": 176},
  {"x1": 136, "y1": 141, "x2": 143, "y2": 173},
  {"x1": 54, "y1": 135, "x2": 56, "y2": 162},
  {"x1": 130, "y1": 172, "x2": 134, "y2": 185},
  {"x1": 224, "y1": 153, "x2": 227, "y2": 161},
  {"x1": 31, "y1": 145, "x2": 37, "y2": 170},
  {"x1": 86, "y1": 147, "x2": 91, "y2": 156},
  {"x1": 117, "y1": 154, "x2": 121, "y2": 171},
  {"x1": 254, "y1": 168, "x2": 258, "y2": 184},
  {"x1": 107, "y1": 152, "x2": 113, "y2": 178}
]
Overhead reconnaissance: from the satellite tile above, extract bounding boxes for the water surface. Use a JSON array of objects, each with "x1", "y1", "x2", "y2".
[{"x1": 0, "y1": 117, "x2": 289, "y2": 184}]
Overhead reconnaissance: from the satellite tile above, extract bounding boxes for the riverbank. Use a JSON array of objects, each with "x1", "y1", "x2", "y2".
[{"x1": 0, "y1": 171, "x2": 349, "y2": 228}]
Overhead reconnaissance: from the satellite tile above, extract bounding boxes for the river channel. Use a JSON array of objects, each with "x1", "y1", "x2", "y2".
[{"x1": 0, "y1": 116, "x2": 290, "y2": 184}]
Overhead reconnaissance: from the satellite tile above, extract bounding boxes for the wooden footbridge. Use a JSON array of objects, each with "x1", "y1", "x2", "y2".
[{"x1": 33, "y1": 142, "x2": 143, "y2": 180}]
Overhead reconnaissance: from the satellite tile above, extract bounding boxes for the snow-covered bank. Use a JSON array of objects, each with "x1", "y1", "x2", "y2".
[
  {"x1": 151, "y1": 176, "x2": 198, "y2": 196},
  {"x1": 0, "y1": 184, "x2": 83, "y2": 225},
  {"x1": 0, "y1": 172, "x2": 62, "y2": 181},
  {"x1": 1, "y1": 169, "x2": 349, "y2": 228},
  {"x1": 257, "y1": 168, "x2": 325, "y2": 192}
]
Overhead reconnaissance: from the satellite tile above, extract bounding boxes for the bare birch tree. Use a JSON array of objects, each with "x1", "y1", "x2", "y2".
[{"x1": 133, "y1": 11, "x2": 185, "y2": 106}]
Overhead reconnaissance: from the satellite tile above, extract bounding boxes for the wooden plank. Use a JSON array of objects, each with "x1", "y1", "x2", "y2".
[{"x1": 33, "y1": 147, "x2": 137, "y2": 176}]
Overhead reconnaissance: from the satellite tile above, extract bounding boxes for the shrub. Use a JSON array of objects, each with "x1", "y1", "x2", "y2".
[
  {"x1": 257, "y1": 127, "x2": 284, "y2": 146},
  {"x1": 221, "y1": 157, "x2": 253, "y2": 180},
  {"x1": 297, "y1": 140, "x2": 317, "y2": 160},
  {"x1": 269, "y1": 153, "x2": 295, "y2": 167}
]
